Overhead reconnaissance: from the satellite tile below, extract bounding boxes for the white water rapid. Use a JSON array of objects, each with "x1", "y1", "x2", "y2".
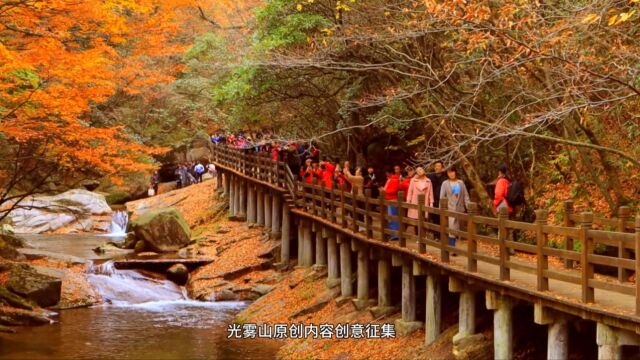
[{"x1": 107, "y1": 210, "x2": 128, "y2": 237}]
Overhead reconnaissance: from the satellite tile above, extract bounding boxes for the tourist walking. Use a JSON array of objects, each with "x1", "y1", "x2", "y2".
[
  {"x1": 439, "y1": 166, "x2": 470, "y2": 252},
  {"x1": 382, "y1": 168, "x2": 402, "y2": 240},
  {"x1": 428, "y1": 160, "x2": 447, "y2": 232},
  {"x1": 151, "y1": 171, "x2": 159, "y2": 195},
  {"x1": 194, "y1": 162, "x2": 205, "y2": 183},
  {"x1": 406, "y1": 167, "x2": 434, "y2": 234},
  {"x1": 493, "y1": 164, "x2": 513, "y2": 215}
]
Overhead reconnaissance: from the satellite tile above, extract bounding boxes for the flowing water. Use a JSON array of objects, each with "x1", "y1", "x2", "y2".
[
  {"x1": 0, "y1": 234, "x2": 280, "y2": 359},
  {"x1": 107, "y1": 210, "x2": 129, "y2": 237}
]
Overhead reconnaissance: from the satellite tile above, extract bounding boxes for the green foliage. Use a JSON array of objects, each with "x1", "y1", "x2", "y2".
[{"x1": 255, "y1": 0, "x2": 331, "y2": 50}]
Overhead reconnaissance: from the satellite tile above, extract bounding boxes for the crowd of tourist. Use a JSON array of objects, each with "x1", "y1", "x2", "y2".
[
  {"x1": 142, "y1": 130, "x2": 521, "y2": 254},
  {"x1": 208, "y1": 131, "x2": 525, "y2": 251}
]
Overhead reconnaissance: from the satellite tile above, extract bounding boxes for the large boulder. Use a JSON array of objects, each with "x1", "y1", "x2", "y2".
[
  {"x1": 6, "y1": 264, "x2": 63, "y2": 307},
  {"x1": 129, "y1": 207, "x2": 191, "y2": 252},
  {"x1": 8, "y1": 189, "x2": 112, "y2": 233},
  {"x1": 0, "y1": 234, "x2": 26, "y2": 261}
]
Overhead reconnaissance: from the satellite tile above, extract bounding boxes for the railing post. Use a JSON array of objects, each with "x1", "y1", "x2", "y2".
[
  {"x1": 340, "y1": 184, "x2": 347, "y2": 228},
  {"x1": 310, "y1": 182, "x2": 317, "y2": 216},
  {"x1": 635, "y1": 216, "x2": 640, "y2": 316},
  {"x1": 379, "y1": 190, "x2": 388, "y2": 242},
  {"x1": 418, "y1": 193, "x2": 426, "y2": 254},
  {"x1": 618, "y1": 206, "x2": 631, "y2": 282},
  {"x1": 351, "y1": 192, "x2": 359, "y2": 234},
  {"x1": 467, "y1": 202, "x2": 478, "y2": 272},
  {"x1": 329, "y1": 187, "x2": 337, "y2": 223},
  {"x1": 535, "y1": 209, "x2": 549, "y2": 291},
  {"x1": 319, "y1": 182, "x2": 326, "y2": 219},
  {"x1": 365, "y1": 189, "x2": 373, "y2": 240},
  {"x1": 439, "y1": 198, "x2": 449, "y2": 263},
  {"x1": 580, "y1": 212, "x2": 594, "y2": 304},
  {"x1": 397, "y1": 191, "x2": 406, "y2": 247},
  {"x1": 498, "y1": 207, "x2": 510, "y2": 281},
  {"x1": 563, "y1": 201, "x2": 575, "y2": 269}
]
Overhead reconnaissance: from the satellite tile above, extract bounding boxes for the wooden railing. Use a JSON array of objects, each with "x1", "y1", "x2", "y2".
[{"x1": 212, "y1": 145, "x2": 640, "y2": 316}]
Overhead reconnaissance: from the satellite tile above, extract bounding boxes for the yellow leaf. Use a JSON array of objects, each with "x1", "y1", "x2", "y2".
[
  {"x1": 581, "y1": 14, "x2": 600, "y2": 24},
  {"x1": 296, "y1": 3, "x2": 303, "y2": 11},
  {"x1": 608, "y1": 14, "x2": 618, "y2": 26}
]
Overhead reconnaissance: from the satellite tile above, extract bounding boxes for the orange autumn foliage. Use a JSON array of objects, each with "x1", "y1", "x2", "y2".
[{"x1": 0, "y1": 0, "x2": 254, "y2": 182}]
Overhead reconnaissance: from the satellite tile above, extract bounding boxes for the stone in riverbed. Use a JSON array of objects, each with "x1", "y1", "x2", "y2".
[
  {"x1": 0, "y1": 286, "x2": 35, "y2": 310},
  {"x1": 0, "y1": 306, "x2": 53, "y2": 326},
  {"x1": 166, "y1": 264, "x2": 189, "y2": 285},
  {"x1": 6, "y1": 264, "x2": 63, "y2": 307},
  {"x1": 129, "y1": 207, "x2": 191, "y2": 252},
  {"x1": 134, "y1": 240, "x2": 147, "y2": 253},
  {"x1": 0, "y1": 235, "x2": 26, "y2": 261}
]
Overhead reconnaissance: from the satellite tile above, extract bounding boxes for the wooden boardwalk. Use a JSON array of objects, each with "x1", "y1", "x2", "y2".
[{"x1": 212, "y1": 145, "x2": 640, "y2": 358}]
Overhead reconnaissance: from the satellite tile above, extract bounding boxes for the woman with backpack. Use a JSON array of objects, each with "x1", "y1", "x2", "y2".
[{"x1": 493, "y1": 164, "x2": 513, "y2": 215}]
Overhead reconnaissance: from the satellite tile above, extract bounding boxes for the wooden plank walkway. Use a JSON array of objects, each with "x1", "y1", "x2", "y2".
[{"x1": 212, "y1": 145, "x2": 640, "y2": 331}]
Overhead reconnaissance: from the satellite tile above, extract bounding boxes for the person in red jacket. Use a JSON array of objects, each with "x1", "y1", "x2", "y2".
[
  {"x1": 300, "y1": 159, "x2": 315, "y2": 184},
  {"x1": 400, "y1": 166, "x2": 415, "y2": 194},
  {"x1": 493, "y1": 164, "x2": 513, "y2": 215},
  {"x1": 319, "y1": 161, "x2": 335, "y2": 189},
  {"x1": 382, "y1": 168, "x2": 402, "y2": 240}
]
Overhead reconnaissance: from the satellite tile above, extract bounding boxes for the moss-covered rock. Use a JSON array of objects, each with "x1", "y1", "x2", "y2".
[
  {"x1": 6, "y1": 264, "x2": 63, "y2": 307},
  {"x1": 130, "y1": 207, "x2": 191, "y2": 252}
]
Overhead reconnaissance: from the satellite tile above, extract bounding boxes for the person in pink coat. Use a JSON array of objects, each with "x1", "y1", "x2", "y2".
[{"x1": 406, "y1": 167, "x2": 434, "y2": 234}]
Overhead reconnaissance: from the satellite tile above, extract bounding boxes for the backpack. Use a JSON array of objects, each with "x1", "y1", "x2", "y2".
[{"x1": 505, "y1": 180, "x2": 525, "y2": 206}]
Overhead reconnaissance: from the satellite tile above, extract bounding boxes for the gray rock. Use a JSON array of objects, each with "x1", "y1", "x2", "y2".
[
  {"x1": 8, "y1": 189, "x2": 111, "y2": 233},
  {"x1": 0, "y1": 286, "x2": 35, "y2": 310},
  {"x1": 251, "y1": 284, "x2": 274, "y2": 296},
  {"x1": 6, "y1": 264, "x2": 63, "y2": 307},
  {"x1": 214, "y1": 289, "x2": 238, "y2": 301},
  {"x1": 0, "y1": 236, "x2": 25, "y2": 261},
  {"x1": 80, "y1": 179, "x2": 100, "y2": 191},
  {"x1": 18, "y1": 249, "x2": 85, "y2": 265},
  {"x1": 0, "y1": 306, "x2": 53, "y2": 326},
  {"x1": 129, "y1": 207, "x2": 191, "y2": 252},
  {"x1": 93, "y1": 242, "x2": 134, "y2": 255},
  {"x1": 166, "y1": 264, "x2": 189, "y2": 285},
  {"x1": 134, "y1": 240, "x2": 147, "y2": 253}
]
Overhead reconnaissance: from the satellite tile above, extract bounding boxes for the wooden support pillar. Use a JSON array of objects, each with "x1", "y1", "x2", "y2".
[
  {"x1": 223, "y1": 172, "x2": 230, "y2": 198},
  {"x1": 450, "y1": 277, "x2": 476, "y2": 344},
  {"x1": 395, "y1": 260, "x2": 422, "y2": 336},
  {"x1": 326, "y1": 233, "x2": 340, "y2": 288},
  {"x1": 247, "y1": 184, "x2": 257, "y2": 224},
  {"x1": 233, "y1": 177, "x2": 241, "y2": 218},
  {"x1": 425, "y1": 273, "x2": 442, "y2": 345},
  {"x1": 596, "y1": 323, "x2": 640, "y2": 360},
  {"x1": 534, "y1": 302, "x2": 569, "y2": 360},
  {"x1": 302, "y1": 219, "x2": 313, "y2": 267},
  {"x1": 297, "y1": 218, "x2": 303, "y2": 265},
  {"x1": 264, "y1": 191, "x2": 272, "y2": 229},
  {"x1": 228, "y1": 175, "x2": 236, "y2": 216},
  {"x1": 237, "y1": 179, "x2": 246, "y2": 220},
  {"x1": 216, "y1": 171, "x2": 223, "y2": 191},
  {"x1": 487, "y1": 291, "x2": 513, "y2": 360},
  {"x1": 378, "y1": 258, "x2": 392, "y2": 307},
  {"x1": 315, "y1": 228, "x2": 327, "y2": 266},
  {"x1": 548, "y1": 317, "x2": 569, "y2": 360},
  {"x1": 339, "y1": 235, "x2": 353, "y2": 297},
  {"x1": 256, "y1": 188, "x2": 265, "y2": 226},
  {"x1": 271, "y1": 193, "x2": 281, "y2": 238},
  {"x1": 281, "y1": 206, "x2": 291, "y2": 265},
  {"x1": 401, "y1": 263, "x2": 416, "y2": 322},
  {"x1": 356, "y1": 243, "x2": 369, "y2": 308}
]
